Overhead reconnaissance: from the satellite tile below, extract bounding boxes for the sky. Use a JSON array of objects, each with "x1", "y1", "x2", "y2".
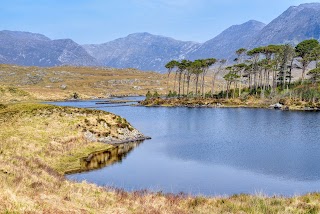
[{"x1": 0, "y1": 0, "x2": 319, "y2": 44}]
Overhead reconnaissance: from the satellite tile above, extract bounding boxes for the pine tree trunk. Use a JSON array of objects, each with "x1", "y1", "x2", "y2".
[
  {"x1": 187, "y1": 74, "x2": 191, "y2": 96},
  {"x1": 166, "y1": 70, "x2": 171, "y2": 95},
  {"x1": 195, "y1": 75, "x2": 199, "y2": 96},
  {"x1": 239, "y1": 69, "x2": 242, "y2": 97},
  {"x1": 173, "y1": 71, "x2": 178, "y2": 93},
  {"x1": 178, "y1": 71, "x2": 182, "y2": 97},
  {"x1": 182, "y1": 72, "x2": 186, "y2": 96}
]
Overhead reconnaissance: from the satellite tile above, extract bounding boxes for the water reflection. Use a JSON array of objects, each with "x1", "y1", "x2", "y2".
[
  {"x1": 161, "y1": 109, "x2": 320, "y2": 181},
  {"x1": 79, "y1": 141, "x2": 143, "y2": 172}
]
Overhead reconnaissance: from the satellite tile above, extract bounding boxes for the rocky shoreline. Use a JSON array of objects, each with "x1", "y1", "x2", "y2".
[{"x1": 139, "y1": 98, "x2": 320, "y2": 112}]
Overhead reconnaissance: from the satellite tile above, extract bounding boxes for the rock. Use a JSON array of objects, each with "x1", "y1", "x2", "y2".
[
  {"x1": 274, "y1": 103, "x2": 283, "y2": 109},
  {"x1": 86, "y1": 154, "x2": 94, "y2": 162},
  {"x1": 270, "y1": 103, "x2": 283, "y2": 109},
  {"x1": 49, "y1": 77, "x2": 63, "y2": 83},
  {"x1": 84, "y1": 131, "x2": 97, "y2": 142},
  {"x1": 133, "y1": 86, "x2": 142, "y2": 90}
]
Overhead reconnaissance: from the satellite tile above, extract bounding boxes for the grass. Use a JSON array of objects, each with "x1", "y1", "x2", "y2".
[
  {"x1": 0, "y1": 103, "x2": 139, "y2": 174},
  {"x1": 1, "y1": 103, "x2": 320, "y2": 213},
  {"x1": 0, "y1": 86, "x2": 34, "y2": 103},
  {"x1": 0, "y1": 64, "x2": 168, "y2": 101},
  {"x1": 141, "y1": 91, "x2": 320, "y2": 111},
  {"x1": 140, "y1": 96, "x2": 271, "y2": 109}
]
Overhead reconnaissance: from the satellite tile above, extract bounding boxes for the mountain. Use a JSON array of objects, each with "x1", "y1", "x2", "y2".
[
  {"x1": 82, "y1": 22, "x2": 265, "y2": 71},
  {"x1": 1, "y1": 3, "x2": 320, "y2": 71},
  {"x1": 187, "y1": 20, "x2": 266, "y2": 61},
  {"x1": 83, "y1": 21, "x2": 265, "y2": 71},
  {"x1": 0, "y1": 30, "x2": 99, "y2": 67},
  {"x1": 83, "y1": 32, "x2": 199, "y2": 71},
  {"x1": 250, "y1": 3, "x2": 320, "y2": 47}
]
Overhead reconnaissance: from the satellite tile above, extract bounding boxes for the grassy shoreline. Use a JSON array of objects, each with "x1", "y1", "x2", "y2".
[{"x1": 139, "y1": 97, "x2": 320, "y2": 111}]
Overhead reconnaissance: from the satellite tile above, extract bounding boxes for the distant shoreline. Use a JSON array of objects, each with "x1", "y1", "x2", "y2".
[{"x1": 139, "y1": 97, "x2": 320, "y2": 112}]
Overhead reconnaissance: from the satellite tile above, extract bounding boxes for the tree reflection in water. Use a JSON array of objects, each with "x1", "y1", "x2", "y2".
[{"x1": 80, "y1": 141, "x2": 143, "y2": 172}]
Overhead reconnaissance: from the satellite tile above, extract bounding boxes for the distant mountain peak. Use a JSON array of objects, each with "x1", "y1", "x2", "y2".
[
  {"x1": 128, "y1": 32, "x2": 152, "y2": 36},
  {"x1": 0, "y1": 30, "x2": 98, "y2": 67},
  {"x1": 242, "y1": 20, "x2": 266, "y2": 26},
  {"x1": 296, "y1": 2, "x2": 320, "y2": 9},
  {"x1": 250, "y1": 2, "x2": 320, "y2": 47},
  {"x1": 83, "y1": 32, "x2": 200, "y2": 71},
  {"x1": 224, "y1": 20, "x2": 266, "y2": 33},
  {"x1": 125, "y1": 32, "x2": 199, "y2": 44},
  {"x1": 0, "y1": 30, "x2": 51, "y2": 41},
  {"x1": 186, "y1": 20, "x2": 266, "y2": 61}
]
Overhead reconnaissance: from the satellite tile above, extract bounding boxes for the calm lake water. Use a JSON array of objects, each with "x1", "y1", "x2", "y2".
[{"x1": 52, "y1": 98, "x2": 320, "y2": 196}]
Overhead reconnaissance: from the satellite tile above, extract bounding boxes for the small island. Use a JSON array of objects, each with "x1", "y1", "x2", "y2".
[{"x1": 141, "y1": 39, "x2": 320, "y2": 111}]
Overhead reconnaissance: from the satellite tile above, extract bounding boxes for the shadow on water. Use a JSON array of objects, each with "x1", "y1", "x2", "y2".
[{"x1": 77, "y1": 141, "x2": 143, "y2": 173}]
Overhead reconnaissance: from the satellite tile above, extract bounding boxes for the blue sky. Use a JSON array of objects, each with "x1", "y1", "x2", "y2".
[{"x1": 0, "y1": 0, "x2": 319, "y2": 44}]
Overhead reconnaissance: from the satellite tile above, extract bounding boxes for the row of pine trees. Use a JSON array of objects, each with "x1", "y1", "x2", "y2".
[{"x1": 165, "y1": 39, "x2": 320, "y2": 101}]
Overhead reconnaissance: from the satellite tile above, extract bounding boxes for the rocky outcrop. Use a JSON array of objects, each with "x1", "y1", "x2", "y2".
[{"x1": 84, "y1": 128, "x2": 150, "y2": 145}]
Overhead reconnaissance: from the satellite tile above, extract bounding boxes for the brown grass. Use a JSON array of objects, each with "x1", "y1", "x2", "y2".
[
  {"x1": 140, "y1": 96, "x2": 271, "y2": 109},
  {"x1": 0, "y1": 64, "x2": 168, "y2": 101},
  {"x1": 0, "y1": 64, "x2": 228, "y2": 102}
]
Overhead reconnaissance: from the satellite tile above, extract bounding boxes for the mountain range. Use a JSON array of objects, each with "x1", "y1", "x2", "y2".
[
  {"x1": 0, "y1": 30, "x2": 98, "y2": 67},
  {"x1": 0, "y1": 3, "x2": 320, "y2": 72}
]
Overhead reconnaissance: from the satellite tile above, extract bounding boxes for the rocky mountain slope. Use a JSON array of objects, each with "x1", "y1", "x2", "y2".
[
  {"x1": 83, "y1": 32, "x2": 199, "y2": 71},
  {"x1": 0, "y1": 30, "x2": 99, "y2": 67},
  {"x1": 250, "y1": 3, "x2": 320, "y2": 47},
  {"x1": 187, "y1": 20, "x2": 266, "y2": 61}
]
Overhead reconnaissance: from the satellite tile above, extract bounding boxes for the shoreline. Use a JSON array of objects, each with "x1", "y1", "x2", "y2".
[
  {"x1": 140, "y1": 104, "x2": 320, "y2": 111},
  {"x1": 139, "y1": 97, "x2": 320, "y2": 112},
  {"x1": 42, "y1": 96, "x2": 320, "y2": 112}
]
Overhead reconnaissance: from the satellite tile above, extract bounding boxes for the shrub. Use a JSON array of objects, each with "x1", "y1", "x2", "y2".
[
  {"x1": 73, "y1": 92, "x2": 79, "y2": 99},
  {"x1": 146, "y1": 91, "x2": 152, "y2": 99},
  {"x1": 153, "y1": 91, "x2": 160, "y2": 98}
]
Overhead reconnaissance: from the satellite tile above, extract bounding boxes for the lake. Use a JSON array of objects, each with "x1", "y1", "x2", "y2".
[{"x1": 51, "y1": 98, "x2": 320, "y2": 196}]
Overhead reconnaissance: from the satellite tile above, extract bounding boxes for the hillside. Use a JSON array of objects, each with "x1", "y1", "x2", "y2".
[{"x1": 0, "y1": 64, "x2": 167, "y2": 101}]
